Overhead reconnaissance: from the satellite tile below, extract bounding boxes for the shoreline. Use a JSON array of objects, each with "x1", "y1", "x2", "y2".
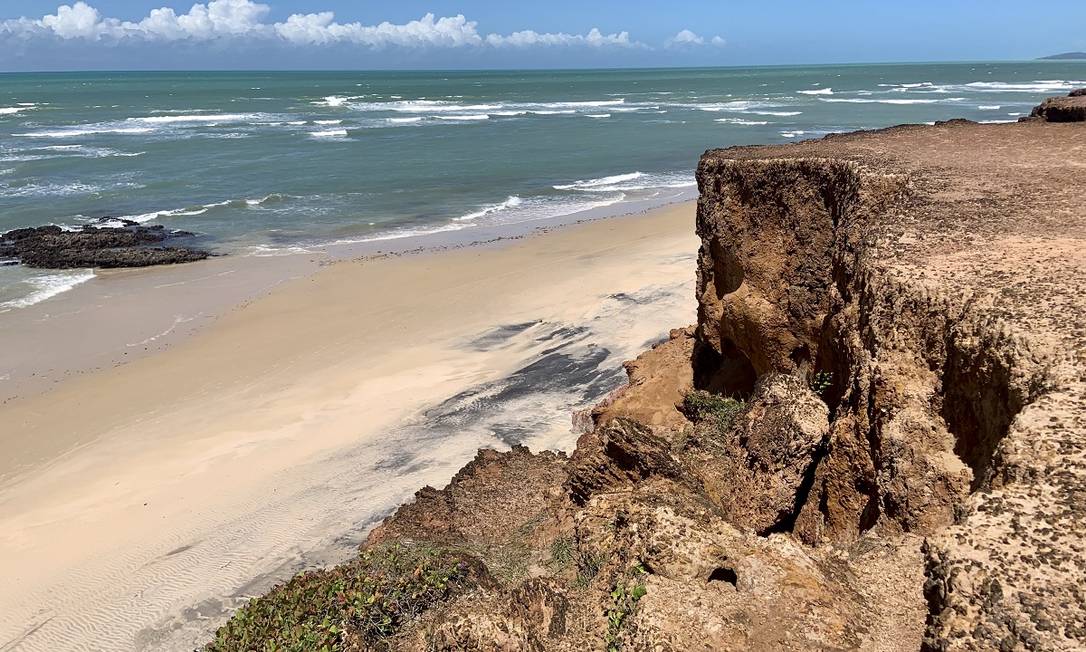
[
  {"x1": 0, "y1": 200, "x2": 699, "y2": 651},
  {"x1": 0, "y1": 188, "x2": 694, "y2": 405}
]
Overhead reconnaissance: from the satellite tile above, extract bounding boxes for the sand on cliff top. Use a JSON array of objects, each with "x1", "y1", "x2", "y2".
[{"x1": 0, "y1": 203, "x2": 699, "y2": 651}]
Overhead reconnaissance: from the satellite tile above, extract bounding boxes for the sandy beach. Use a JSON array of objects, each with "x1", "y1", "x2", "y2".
[{"x1": 0, "y1": 202, "x2": 698, "y2": 651}]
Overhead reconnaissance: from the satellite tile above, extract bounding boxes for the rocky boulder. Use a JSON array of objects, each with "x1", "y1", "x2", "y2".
[
  {"x1": 1028, "y1": 89, "x2": 1086, "y2": 122},
  {"x1": 688, "y1": 373, "x2": 829, "y2": 534}
]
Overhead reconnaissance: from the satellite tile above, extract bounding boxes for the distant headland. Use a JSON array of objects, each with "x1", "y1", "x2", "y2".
[{"x1": 1040, "y1": 51, "x2": 1086, "y2": 60}]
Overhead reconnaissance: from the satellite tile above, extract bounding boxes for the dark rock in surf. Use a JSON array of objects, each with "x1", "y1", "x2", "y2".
[{"x1": 0, "y1": 222, "x2": 211, "y2": 269}]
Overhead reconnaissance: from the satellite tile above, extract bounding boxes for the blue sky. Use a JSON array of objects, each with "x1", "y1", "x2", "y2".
[{"x1": 1, "y1": 1, "x2": 1085, "y2": 71}]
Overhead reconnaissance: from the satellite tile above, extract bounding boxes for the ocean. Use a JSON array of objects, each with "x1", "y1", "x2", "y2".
[{"x1": 1, "y1": 61, "x2": 1083, "y2": 309}]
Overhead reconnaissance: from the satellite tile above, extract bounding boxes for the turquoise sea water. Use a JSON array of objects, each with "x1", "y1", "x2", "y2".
[{"x1": 0, "y1": 62, "x2": 1083, "y2": 308}]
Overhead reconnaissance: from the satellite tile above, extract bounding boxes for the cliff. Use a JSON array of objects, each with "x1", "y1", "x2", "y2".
[{"x1": 207, "y1": 101, "x2": 1086, "y2": 651}]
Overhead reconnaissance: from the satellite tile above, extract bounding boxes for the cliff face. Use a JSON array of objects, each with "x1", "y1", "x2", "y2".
[
  {"x1": 693, "y1": 116, "x2": 1086, "y2": 650},
  {"x1": 209, "y1": 106, "x2": 1086, "y2": 651}
]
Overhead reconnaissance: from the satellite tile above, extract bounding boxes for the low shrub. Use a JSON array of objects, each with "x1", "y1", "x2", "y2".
[
  {"x1": 206, "y1": 544, "x2": 475, "y2": 652},
  {"x1": 682, "y1": 390, "x2": 745, "y2": 432}
]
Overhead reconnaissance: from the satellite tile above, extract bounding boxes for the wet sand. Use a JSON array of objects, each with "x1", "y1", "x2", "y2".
[{"x1": 0, "y1": 202, "x2": 698, "y2": 651}]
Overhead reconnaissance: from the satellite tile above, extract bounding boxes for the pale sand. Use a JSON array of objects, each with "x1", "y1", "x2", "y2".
[{"x1": 0, "y1": 202, "x2": 698, "y2": 651}]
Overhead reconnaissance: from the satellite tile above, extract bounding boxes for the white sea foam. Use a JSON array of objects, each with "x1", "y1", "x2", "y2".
[
  {"x1": 15, "y1": 126, "x2": 155, "y2": 138},
  {"x1": 882, "y1": 80, "x2": 1085, "y2": 95},
  {"x1": 245, "y1": 193, "x2": 288, "y2": 207},
  {"x1": 964, "y1": 80, "x2": 1086, "y2": 93},
  {"x1": 310, "y1": 129, "x2": 349, "y2": 138},
  {"x1": 798, "y1": 88, "x2": 834, "y2": 95},
  {"x1": 329, "y1": 221, "x2": 473, "y2": 245},
  {"x1": 2, "y1": 181, "x2": 109, "y2": 197},
  {"x1": 348, "y1": 98, "x2": 625, "y2": 116},
  {"x1": 435, "y1": 114, "x2": 489, "y2": 121},
  {"x1": 553, "y1": 171, "x2": 695, "y2": 193},
  {"x1": 454, "y1": 195, "x2": 523, "y2": 221},
  {"x1": 0, "y1": 106, "x2": 32, "y2": 115},
  {"x1": 680, "y1": 100, "x2": 788, "y2": 114},
  {"x1": 361, "y1": 193, "x2": 632, "y2": 240},
  {"x1": 10, "y1": 144, "x2": 145, "y2": 159},
  {"x1": 387, "y1": 117, "x2": 424, "y2": 123},
  {"x1": 586, "y1": 113, "x2": 611, "y2": 118},
  {"x1": 978, "y1": 105, "x2": 1002, "y2": 110},
  {"x1": 879, "y1": 82, "x2": 936, "y2": 89},
  {"x1": 244, "y1": 244, "x2": 313, "y2": 257},
  {"x1": 715, "y1": 117, "x2": 770, "y2": 126},
  {"x1": 127, "y1": 113, "x2": 258, "y2": 125},
  {"x1": 0, "y1": 269, "x2": 95, "y2": 311},
  {"x1": 753, "y1": 110, "x2": 803, "y2": 117},
  {"x1": 314, "y1": 120, "x2": 342, "y2": 125},
  {"x1": 319, "y1": 95, "x2": 350, "y2": 107},
  {"x1": 781, "y1": 130, "x2": 807, "y2": 138},
  {"x1": 119, "y1": 200, "x2": 230, "y2": 224},
  {"x1": 350, "y1": 100, "x2": 503, "y2": 114},
  {"x1": 490, "y1": 111, "x2": 528, "y2": 117},
  {"x1": 554, "y1": 172, "x2": 644, "y2": 190},
  {"x1": 535, "y1": 99, "x2": 626, "y2": 109},
  {"x1": 820, "y1": 97, "x2": 963, "y2": 105},
  {"x1": 979, "y1": 119, "x2": 1017, "y2": 124}
]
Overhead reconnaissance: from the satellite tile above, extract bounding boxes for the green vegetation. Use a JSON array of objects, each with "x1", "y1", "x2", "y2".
[
  {"x1": 682, "y1": 390, "x2": 746, "y2": 433},
  {"x1": 479, "y1": 540, "x2": 531, "y2": 584},
  {"x1": 549, "y1": 536, "x2": 574, "y2": 568},
  {"x1": 810, "y1": 370, "x2": 833, "y2": 398},
  {"x1": 605, "y1": 563, "x2": 649, "y2": 651},
  {"x1": 205, "y1": 544, "x2": 473, "y2": 652},
  {"x1": 575, "y1": 551, "x2": 607, "y2": 589}
]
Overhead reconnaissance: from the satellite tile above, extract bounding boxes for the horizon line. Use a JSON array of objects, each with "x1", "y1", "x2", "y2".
[{"x1": 0, "y1": 57, "x2": 1073, "y2": 75}]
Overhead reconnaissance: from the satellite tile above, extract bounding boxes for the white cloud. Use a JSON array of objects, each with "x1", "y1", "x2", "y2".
[
  {"x1": 40, "y1": 2, "x2": 103, "y2": 39},
  {"x1": 486, "y1": 27, "x2": 634, "y2": 48},
  {"x1": 276, "y1": 12, "x2": 482, "y2": 48},
  {"x1": 129, "y1": 0, "x2": 270, "y2": 40},
  {"x1": 1, "y1": 0, "x2": 273, "y2": 41},
  {"x1": 0, "y1": 2, "x2": 643, "y2": 50},
  {"x1": 670, "y1": 29, "x2": 703, "y2": 46},
  {"x1": 666, "y1": 28, "x2": 726, "y2": 48}
]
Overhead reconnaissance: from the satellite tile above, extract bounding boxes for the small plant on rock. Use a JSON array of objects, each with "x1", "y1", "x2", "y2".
[
  {"x1": 575, "y1": 551, "x2": 608, "y2": 589},
  {"x1": 605, "y1": 563, "x2": 649, "y2": 651},
  {"x1": 682, "y1": 390, "x2": 746, "y2": 433},
  {"x1": 810, "y1": 370, "x2": 834, "y2": 398}
]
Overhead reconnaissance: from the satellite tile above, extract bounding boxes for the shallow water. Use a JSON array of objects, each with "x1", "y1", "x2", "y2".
[{"x1": 0, "y1": 62, "x2": 1083, "y2": 307}]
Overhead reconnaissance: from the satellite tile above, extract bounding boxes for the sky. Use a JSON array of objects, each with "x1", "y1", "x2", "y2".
[{"x1": 0, "y1": 0, "x2": 1084, "y2": 71}]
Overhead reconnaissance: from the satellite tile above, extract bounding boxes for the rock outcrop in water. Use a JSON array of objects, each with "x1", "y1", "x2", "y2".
[
  {"x1": 0, "y1": 220, "x2": 209, "y2": 269},
  {"x1": 208, "y1": 99, "x2": 1086, "y2": 651}
]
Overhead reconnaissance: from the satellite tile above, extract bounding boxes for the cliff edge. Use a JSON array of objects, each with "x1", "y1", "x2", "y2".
[{"x1": 207, "y1": 101, "x2": 1086, "y2": 651}]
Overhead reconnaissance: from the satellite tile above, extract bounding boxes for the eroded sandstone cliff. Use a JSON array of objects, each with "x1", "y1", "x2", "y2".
[{"x1": 208, "y1": 101, "x2": 1086, "y2": 651}]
